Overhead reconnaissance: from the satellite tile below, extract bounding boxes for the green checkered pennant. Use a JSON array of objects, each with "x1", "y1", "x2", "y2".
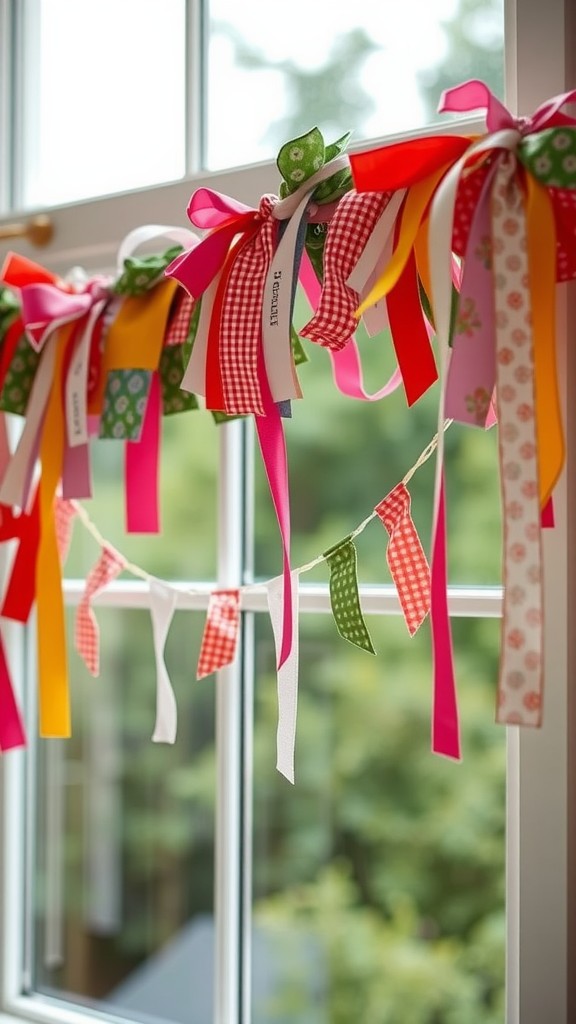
[{"x1": 324, "y1": 536, "x2": 375, "y2": 654}]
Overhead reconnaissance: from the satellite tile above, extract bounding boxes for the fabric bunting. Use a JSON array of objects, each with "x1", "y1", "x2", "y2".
[
  {"x1": 55, "y1": 497, "x2": 78, "y2": 564},
  {"x1": 324, "y1": 537, "x2": 375, "y2": 654},
  {"x1": 75, "y1": 545, "x2": 126, "y2": 677},
  {"x1": 375, "y1": 483, "x2": 430, "y2": 636},
  {"x1": 197, "y1": 590, "x2": 241, "y2": 680}
]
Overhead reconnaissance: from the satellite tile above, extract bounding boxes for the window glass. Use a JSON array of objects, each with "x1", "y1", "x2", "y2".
[
  {"x1": 207, "y1": 0, "x2": 504, "y2": 169},
  {"x1": 65, "y1": 411, "x2": 220, "y2": 582},
  {"x1": 254, "y1": 300, "x2": 502, "y2": 586},
  {"x1": 19, "y1": 0, "x2": 187, "y2": 208},
  {"x1": 32, "y1": 609, "x2": 216, "y2": 1024},
  {"x1": 252, "y1": 614, "x2": 505, "y2": 1023}
]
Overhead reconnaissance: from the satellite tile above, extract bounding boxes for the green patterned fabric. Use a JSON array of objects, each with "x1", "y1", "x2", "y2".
[
  {"x1": 99, "y1": 369, "x2": 151, "y2": 440},
  {"x1": 114, "y1": 245, "x2": 184, "y2": 297},
  {"x1": 0, "y1": 334, "x2": 40, "y2": 415},
  {"x1": 291, "y1": 326, "x2": 308, "y2": 366},
  {"x1": 519, "y1": 127, "x2": 576, "y2": 188},
  {"x1": 277, "y1": 127, "x2": 353, "y2": 283},
  {"x1": 324, "y1": 536, "x2": 375, "y2": 654},
  {"x1": 160, "y1": 346, "x2": 199, "y2": 416}
]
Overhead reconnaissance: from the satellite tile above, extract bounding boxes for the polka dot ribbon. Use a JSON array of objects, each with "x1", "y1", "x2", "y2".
[
  {"x1": 491, "y1": 155, "x2": 544, "y2": 725},
  {"x1": 75, "y1": 545, "x2": 126, "y2": 677},
  {"x1": 375, "y1": 483, "x2": 431, "y2": 636},
  {"x1": 196, "y1": 589, "x2": 240, "y2": 680},
  {"x1": 324, "y1": 537, "x2": 375, "y2": 654}
]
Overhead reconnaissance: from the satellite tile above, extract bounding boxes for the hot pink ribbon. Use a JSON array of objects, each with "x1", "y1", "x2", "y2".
[
  {"x1": 439, "y1": 79, "x2": 576, "y2": 134},
  {"x1": 197, "y1": 589, "x2": 241, "y2": 679},
  {"x1": 21, "y1": 278, "x2": 109, "y2": 352},
  {"x1": 125, "y1": 372, "x2": 161, "y2": 533},
  {"x1": 75, "y1": 545, "x2": 126, "y2": 676}
]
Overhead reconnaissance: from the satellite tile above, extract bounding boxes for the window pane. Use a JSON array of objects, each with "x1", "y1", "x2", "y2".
[
  {"x1": 207, "y1": 0, "x2": 504, "y2": 169},
  {"x1": 251, "y1": 614, "x2": 505, "y2": 1022},
  {"x1": 19, "y1": 0, "x2": 187, "y2": 208},
  {"x1": 32, "y1": 609, "x2": 216, "y2": 1024},
  {"x1": 254, "y1": 297, "x2": 502, "y2": 586},
  {"x1": 65, "y1": 411, "x2": 219, "y2": 581}
]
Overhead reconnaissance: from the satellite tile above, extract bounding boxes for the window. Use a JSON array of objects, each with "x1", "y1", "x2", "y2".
[{"x1": 0, "y1": 1, "x2": 574, "y2": 1023}]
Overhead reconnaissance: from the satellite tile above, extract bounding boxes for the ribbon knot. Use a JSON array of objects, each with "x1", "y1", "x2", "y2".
[{"x1": 439, "y1": 78, "x2": 576, "y2": 136}]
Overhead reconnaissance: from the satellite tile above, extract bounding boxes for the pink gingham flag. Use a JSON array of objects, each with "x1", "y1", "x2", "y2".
[
  {"x1": 54, "y1": 497, "x2": 78, "y2": 565},
  {"x1": 165, "y1": 292, "x2": 195, "y2": 347},
  {"x1": 375, "y1": 482, "x2": 431, "y2": 636},
  {"x1": 197, "y1": 589, "x2": 240, "y2": 680},
  {"x1": 75, "y1": 545, "x2": 126, "y2": 676}
]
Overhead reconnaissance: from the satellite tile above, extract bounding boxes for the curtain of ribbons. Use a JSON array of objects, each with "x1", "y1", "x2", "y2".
[{"x1": 0, "y1": 79, "x2": 573, "y2": 781}]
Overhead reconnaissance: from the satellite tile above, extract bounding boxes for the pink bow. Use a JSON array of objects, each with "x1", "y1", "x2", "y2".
[
  {"x1": 21, "y1": 277, "x2": 110, "y2": 351},
  {"x1": 439, "y1": 79, "x2": 576, "y2": 135}
]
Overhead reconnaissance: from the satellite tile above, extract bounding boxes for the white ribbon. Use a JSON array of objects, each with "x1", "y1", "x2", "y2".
[
  {"x1": 347, "y1": 188, "x2": 406, "y2": 294},
  {"x1": 116, "y1": 224, "x2": 200, "y2": 275},
  {"x1": 149, "y1": 579, "x2": 178, "y2": 744},
  {"x1": 180, "y1": 270, "x2": 221, "y2": 397},
  {"x1": 267, "y1": 570, "x2": 300, "y2": 784}
]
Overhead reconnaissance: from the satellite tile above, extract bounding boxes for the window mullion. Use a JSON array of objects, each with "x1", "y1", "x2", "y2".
[{"x1": 214, "y1": 419, "x2": 247, "y2": 1024}]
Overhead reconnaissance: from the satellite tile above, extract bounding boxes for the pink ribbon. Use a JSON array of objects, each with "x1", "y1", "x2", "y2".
[
  {"x1": 439, "y1": 79, "x2": 576, "y2": 134},
  {"x1": 75, "y1": 545, "x2": 126, "y2": 676},
  {"x1": 197, "y1": 589, "x2": 240, "y2": 679},
  {"x1": 125, "y1": 372, "x2": 161, "y2": 533},
  {"x1": 21, "y1": 278, "x2": 109, "y2": 352},
  {"x1": 431, "y1": 476, "x2": 461, "y2": 759},
  {"x1": 0, "y1": 630, "x2": 26, "y2": 752}
]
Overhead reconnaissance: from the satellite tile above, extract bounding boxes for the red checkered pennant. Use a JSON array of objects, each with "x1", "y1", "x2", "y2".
[
  {"x1": 75, "y1": 545, "x2": 126, "y2": 676},
  {"x1": 54, "y1": 497, "x2": 77, "y2": 565},
  {"x1": 197, "y1": 589, "x2": 240, "y2": 680},
  {"x1": 165, "y1": 292, "x2": 195, "y2": 347},
  {"x1": 300, "y1": 190, "x2": 391, "y2": 350},
  {"x1": 375, "y1": 482, "x2": 430, "y2": 636}
]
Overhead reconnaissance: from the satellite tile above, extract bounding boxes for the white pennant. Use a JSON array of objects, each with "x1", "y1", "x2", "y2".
[
  {"x1": 149, "y1": 580, "x2": 178, "y2": 744},
  {"x1": 267, "y1": 571, "x2": 300, "y2": 784}
]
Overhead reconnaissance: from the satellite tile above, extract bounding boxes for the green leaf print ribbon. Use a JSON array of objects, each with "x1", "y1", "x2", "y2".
[
  {"x1": 324, "y1": 536, "x2": 375, "y2": 654},
  {"x1": 519, "y1": 127, "x2": 576, "y2": 188}
]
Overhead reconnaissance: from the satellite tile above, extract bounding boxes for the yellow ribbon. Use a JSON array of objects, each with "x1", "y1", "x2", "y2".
[
  {"x1": 90, "y1": 279, "x2": 179, "y2": 413},
  {"x1": 526, "y1": 175, "x2": 565, "y2": 505},
  {"x1": 356, "y1": 164, "x2": 453, "y2": 316},
  {"x1": 36, "y1": 325, "x2": 75, "y2": 737}
]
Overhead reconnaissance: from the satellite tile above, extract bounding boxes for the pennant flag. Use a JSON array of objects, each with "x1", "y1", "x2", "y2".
[
  {"x1": 75, "y1": 545, "x2": 126, "y2": 676},
  {"x1": 267, "y1": 571, "x2": 300, "y2": 784},
  {"x1": 375, "y1": 482, "x2": 430, "y2": 636},
  {"x1": 54, "y1": 497, "x2": 78, "y2": 565},
  {"x1": 149, "y1": 580, "x2": 178, "y2": 743},
  {"x1": 324, "y1": 537, "x2": 375, "y2": 654},
  {"x1": 197, "y1": 589, "x2": 240, "y2": 679}
]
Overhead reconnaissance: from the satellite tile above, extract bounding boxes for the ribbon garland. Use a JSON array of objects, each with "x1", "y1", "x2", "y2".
[{"x1": 0, "y1": 80, "x2": 572, "y2": 774}]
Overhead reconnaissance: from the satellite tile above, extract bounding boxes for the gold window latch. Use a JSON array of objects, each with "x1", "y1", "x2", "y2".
[{"x1": 0, "y1": 214, "x2": 54, "y2": 247}]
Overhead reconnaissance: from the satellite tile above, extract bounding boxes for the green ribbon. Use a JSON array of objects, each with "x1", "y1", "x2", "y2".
[
  {"x1": 114, "y1": 245, "x2": 184, "y2": 297},
  {"x1": 324, "y1": 536, "x2": 376, "y2": 654},
  {"x1": 160, "y1": 346, "x2": 199, "y2": 416},
  {"x1": 0, "y1": 334, "x2": 40, "y2": 415},
  {"x1": 519, "y1": 127, "x2": 576, "y2": 188}
]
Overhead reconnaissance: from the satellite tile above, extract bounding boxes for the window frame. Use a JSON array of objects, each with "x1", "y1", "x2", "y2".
[{"x1": 0, "y1": 1, "x2": 575, "y2": 1022}]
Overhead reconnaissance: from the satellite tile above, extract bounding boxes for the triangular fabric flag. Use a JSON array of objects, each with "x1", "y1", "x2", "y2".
[
  {"x1": 375, "y1": 482, "x2": 430, "y2": 636},
  {"x1": 324, "y1": 537, "x2": 375, "y2": 654},
  {"x1": 197, "y1": 589, "x2": 240, "y2": 679},
  {"x1": 75, "y1": 545, "x2": 126, "y2": 676},
  {"x1": 149, "y1": 579, "x2": 178, "y2": 743},
  {"x1": 267, "y1": 571, "x2": 300, "y2": 784},
  {"x1": 54, "y1": 497, "x2": 78, "y2": 565}
]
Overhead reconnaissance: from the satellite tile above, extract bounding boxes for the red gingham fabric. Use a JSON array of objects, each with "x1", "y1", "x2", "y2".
[
  {"x1": 375, "y1": 482, "x2": 430, "y2": 636},
  {"x1": 75, "y1": 545, "x2": 126, "y2": 676},
  {"x1": 300, "y1": 190, "x2": 391, "y2": 351},
  {"x1": 54, "y1": 497, "x2": 77, "y2": 564},
  {"x1": 165, "y1": 292, "x2": 195, "y2": 347},
  {"x1": 218, "y1": 195, "x2": 279, "y2": 415},
  {"x1": 197, "y1": 589, "x2": 240, "y2": 679}
]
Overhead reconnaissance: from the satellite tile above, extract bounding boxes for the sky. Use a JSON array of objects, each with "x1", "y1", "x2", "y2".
[{"x1": 21, "y1": 0, "x2": 502, "y2": 209}]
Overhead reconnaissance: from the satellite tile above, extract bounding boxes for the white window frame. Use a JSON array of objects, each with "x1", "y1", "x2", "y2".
[{"x1": 0, "y1": 1, "x2": 575, "y2": 1022}]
